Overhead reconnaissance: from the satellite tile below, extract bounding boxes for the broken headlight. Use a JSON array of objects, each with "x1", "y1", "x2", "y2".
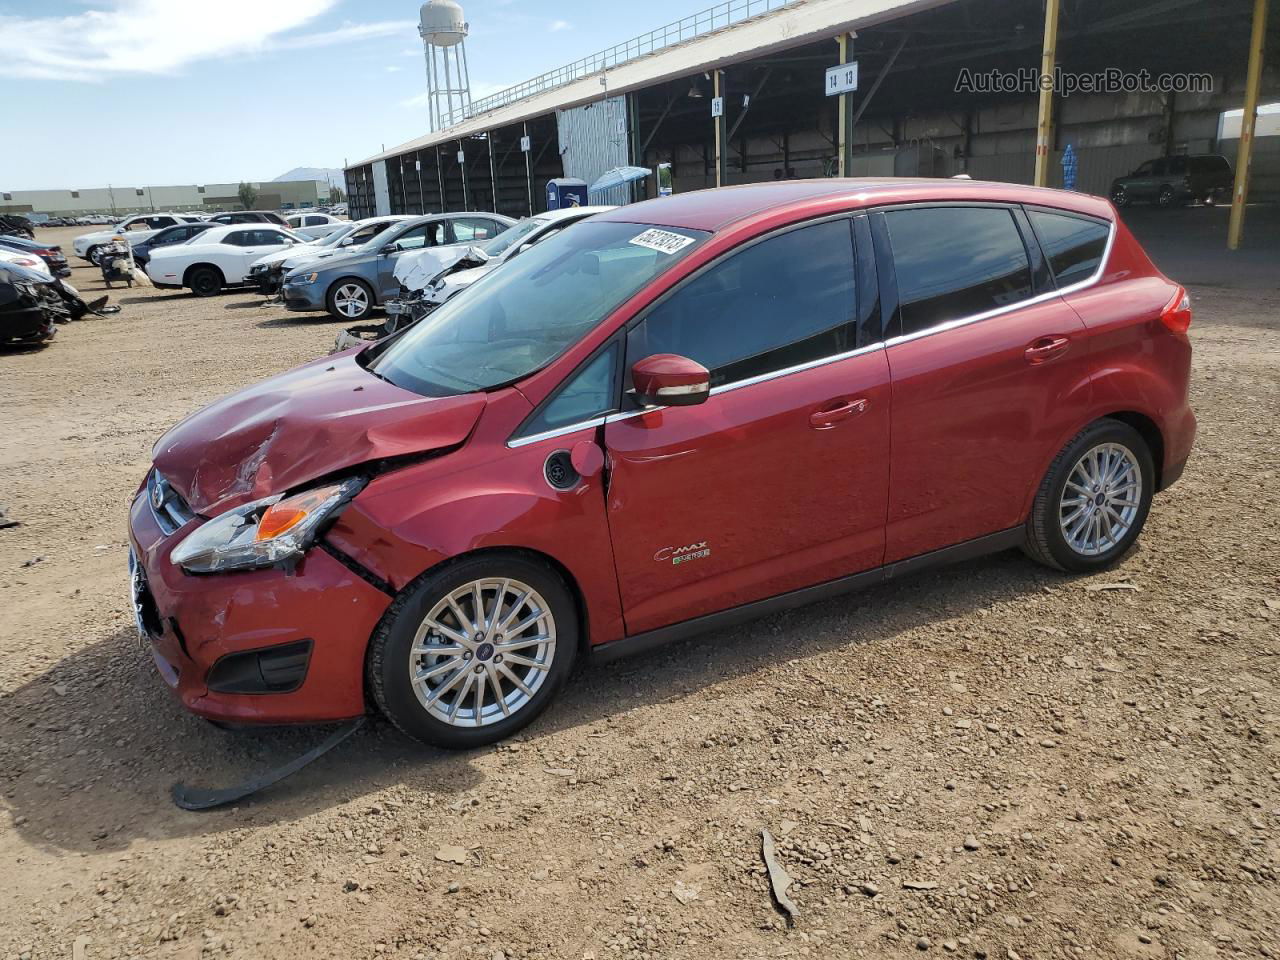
[{"x1": 170, "y1": 478, "x2": 364, "y2": 574}]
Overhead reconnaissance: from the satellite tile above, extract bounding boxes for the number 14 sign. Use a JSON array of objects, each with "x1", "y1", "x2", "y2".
[{"x1": 825, "y1": 62, "x2": 858, "y2": 96}]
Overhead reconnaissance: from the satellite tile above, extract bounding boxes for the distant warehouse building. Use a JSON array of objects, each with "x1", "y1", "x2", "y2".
[
  {"x1": 345, "y1": 0, "x2": 1277, "y2": 220},
  {"x1": 0, "y1": 180, "x2": 332, "y2": 218}
]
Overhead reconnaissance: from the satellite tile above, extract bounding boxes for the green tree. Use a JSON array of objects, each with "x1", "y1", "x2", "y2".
[
  {"x1": 329, "y1": 184, "x2": 346, "y2": 204},
  {"x1": 237, "y1": 181, "x2": 258, "y2": 210}
]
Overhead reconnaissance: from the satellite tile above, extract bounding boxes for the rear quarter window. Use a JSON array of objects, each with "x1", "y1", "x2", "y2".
[{"x1": 1028, "y1": 211, "x2": 1110, "y2": 288}]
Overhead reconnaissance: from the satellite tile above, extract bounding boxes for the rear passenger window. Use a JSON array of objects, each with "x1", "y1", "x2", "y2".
[
  {"x1": 1028, "y1": 211, "x2": 1109, "y2": 287},
  {"x1": 628, "y1": 219, "x2": 857, "y2": 388},
  {"x1": 885, "y1": 206, "x2": 1033, "y2": 335}
]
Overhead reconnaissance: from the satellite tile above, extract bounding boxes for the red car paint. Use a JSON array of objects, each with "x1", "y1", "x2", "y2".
[{"x1": 127, "y1": 179, "x2": 1195, "y2": 727}]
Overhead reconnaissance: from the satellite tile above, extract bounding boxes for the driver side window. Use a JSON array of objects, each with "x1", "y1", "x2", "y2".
[{"x1": 626, "y1": 219, "x2": 858, "y2": 390}]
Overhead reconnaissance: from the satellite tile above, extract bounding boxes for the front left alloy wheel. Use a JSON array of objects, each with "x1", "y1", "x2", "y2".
[
  {"x1": 367, "y1": 554, "x2": 578, "y2": 749},
  {"x1": 327, "y1": 279, "x2": 374, "y2": 320}
]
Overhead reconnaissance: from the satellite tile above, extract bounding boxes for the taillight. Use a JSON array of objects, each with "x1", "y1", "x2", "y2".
[{"x1": 1160, "y1": 287, "x2": 1192, "y2": 334}]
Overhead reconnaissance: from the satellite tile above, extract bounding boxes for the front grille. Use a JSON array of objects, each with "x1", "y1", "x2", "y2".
[{"x1": 147, "y1": 470, "x2": 197, "y2": 535}]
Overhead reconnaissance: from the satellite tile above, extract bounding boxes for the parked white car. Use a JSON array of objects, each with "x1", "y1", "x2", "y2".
[
  {"x1": 285, "y1": 212, "x2": 345, "y2": 239},
  {"x1": 146, "y1": 224, "x2": 310, "y2": 296},
  {"x1": 73, "y1": 213, "x2": 204, "y2": 265},
  {"x1": 0, "y1": 247, "x2": 54, "y2": 280}
]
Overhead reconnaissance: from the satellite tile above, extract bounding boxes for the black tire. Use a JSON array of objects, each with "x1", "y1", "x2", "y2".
[
  {"x1": 367, "y1": 553, "x2": 578, "y2": 749},
  {"x1": 188, "y1": 266, "x2": 223, "y2": 297},
  {"x1": 1023, "y1": 419, "x2": 1155, "y2": 572},
  {"x1": 1156, "y1": 185, "x2": 1176, "y2": 208},
  {"x1": 86, "y1": 245, "x2": 104, "y2": 266},
  {"x1": 1110, "y1": 185, "x2": 1129, "y2": 208},
  {"x1": 326, "y1": 278, "x2": 374, "y2": 321}
]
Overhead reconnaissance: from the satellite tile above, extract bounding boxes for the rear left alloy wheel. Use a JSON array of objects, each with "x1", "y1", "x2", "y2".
[
  {"x1": 367, "y1": 554, "x2": 578, "y2": 749},
  {"x1": 1023, "y1": 419, "x2": 1154, "y2": 572}
]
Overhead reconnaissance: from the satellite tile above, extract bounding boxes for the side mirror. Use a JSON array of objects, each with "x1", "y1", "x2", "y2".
[
  {"x1": 632, "y1": 353, "x2": 710, "y2": 407},
  {"x1": 381, "y1": 242, "x2": 399, "y2": 255},
  {"x1": 340, "y1": 237, "x2": 354, "y2": 246}
]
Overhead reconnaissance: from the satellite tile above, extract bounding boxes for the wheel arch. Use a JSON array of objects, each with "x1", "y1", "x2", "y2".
[
  {"x1": 1101, "y1": 410, "x2": 1165, "y2": 490},
  {"x1": 367, "y1": 544, "x2": 593, "y2": 664},
  {"x1": 1023, "y1": 409, "x2": 1168, "y2": 523}
]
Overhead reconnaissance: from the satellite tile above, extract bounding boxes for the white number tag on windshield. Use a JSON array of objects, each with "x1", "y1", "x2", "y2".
[{"x1": 628, "y1": 229, "x2": 695, "y2": 255}]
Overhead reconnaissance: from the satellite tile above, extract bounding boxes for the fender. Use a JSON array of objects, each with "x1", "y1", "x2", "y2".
[{"x1": 324, "y1": 394, "x2": 626, "y2": 648}]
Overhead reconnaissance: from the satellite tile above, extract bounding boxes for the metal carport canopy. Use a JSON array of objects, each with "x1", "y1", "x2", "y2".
[{"x1": 350, "y1": 0, "x2": 958, "y2": 168}]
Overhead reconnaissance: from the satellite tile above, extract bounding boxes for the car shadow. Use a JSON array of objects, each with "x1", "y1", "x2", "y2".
[
  {"x1": 0, "y1": 549, "x2": 1051, "y2": 854},
  {"x1": 114, "y1": 292, "x2": 192, "y2": 305},
  {"x1": 223, "y1": 299, "x2": 280, "y2": 311},
  {"x1": 254, "y1": 314, "x2": 348, "y2": 328}
]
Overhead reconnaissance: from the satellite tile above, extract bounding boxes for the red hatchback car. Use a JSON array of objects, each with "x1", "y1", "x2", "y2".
[{"x1": 128, "y1": 179, "x2": 1195, "y2": 748}]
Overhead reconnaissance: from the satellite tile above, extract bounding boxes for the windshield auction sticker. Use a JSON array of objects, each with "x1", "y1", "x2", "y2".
[{"x1": 629, "y1": 229, "x2": 695, "y2": 255}]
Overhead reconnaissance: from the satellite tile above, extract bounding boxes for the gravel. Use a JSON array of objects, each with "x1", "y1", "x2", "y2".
[{"x1": 1, "y1": 227, "x2": 1278, "y2": 959}]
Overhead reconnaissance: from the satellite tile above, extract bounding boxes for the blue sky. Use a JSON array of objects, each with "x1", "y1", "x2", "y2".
[{"x1": 0, "y1": 0, "x2": 708, "y2": 190}]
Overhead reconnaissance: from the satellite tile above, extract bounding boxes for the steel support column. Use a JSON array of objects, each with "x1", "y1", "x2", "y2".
[
  {"x1": 458, "y1": 140, "x2": 470, "y2": 211},
  {"x1": 713, "y1": 69, "x2": 727, "y2": 188},
  {"x1": 488, "y1": 132, "x2": 498, "y2": 213},
  {"x1": 1033, "y1": 0, "x2": 1062, "y2": 187},
  {"x1": 435, "y1": 146, "x2": 445, "y2": 212},
  {"x1": 1228, "y1": 0, "x2": 1269, "y2": 250},
  {"x1": 837, "y1": 34, "x2": 855, "y2": 177},
  {"x1": 523, "y1": 121, "x2": 534, "y2": 217}
]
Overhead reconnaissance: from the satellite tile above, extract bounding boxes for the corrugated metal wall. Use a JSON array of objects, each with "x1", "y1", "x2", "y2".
[{"x1": 556, "y1": 96, "x2": 631, "y2": 206}]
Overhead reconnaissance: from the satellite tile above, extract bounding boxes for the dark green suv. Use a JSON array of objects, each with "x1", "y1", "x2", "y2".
[{"x1": 1110, "y1": 154, "x2": 1233, "y2": 208}]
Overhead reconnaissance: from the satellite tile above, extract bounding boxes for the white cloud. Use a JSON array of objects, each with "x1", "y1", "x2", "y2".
[
  {"x1": 548, "y1": 19, "x2": 571, "y2": 32},
  {"x1": 385, "y1": 65, "x2": 403, "y2": 73},
  {"x1": 0, "y1": 0, "x2": 410, "y2": 82}
]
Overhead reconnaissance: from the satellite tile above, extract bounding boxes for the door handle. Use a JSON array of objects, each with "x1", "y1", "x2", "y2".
[
  {"x1": 1024, "y1": 335, "x2": 1071, "y2": 364},
  {"x1": 809, "y1": 397, "x2": 868, "y2": 429}
]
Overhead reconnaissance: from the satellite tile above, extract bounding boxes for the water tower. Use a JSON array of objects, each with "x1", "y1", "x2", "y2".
[{"x1": 419, "y1": 0, "x2": 472, "y2": 131}]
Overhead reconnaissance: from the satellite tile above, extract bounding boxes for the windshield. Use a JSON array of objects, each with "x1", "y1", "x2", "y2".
[
  {"x1": 369, "y1": 221, "x2": 708, "y2": 397},
  {"x1": 477, "y1": 217, "x2": 548, "y2": 259}
]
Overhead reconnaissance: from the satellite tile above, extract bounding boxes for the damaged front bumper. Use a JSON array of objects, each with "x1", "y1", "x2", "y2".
[
  {"x1": 1, "y1": 279, "x2": 59, "y2": 346},
  {"x1": 333, "y1": 295, "x2": 436, "y2": 352},
  {"x1": 247, "y1": 264, "x2": 286, "y2": 298},
  {"x1": 127, "y1": 476, "x2": 391, "y2": 725}
]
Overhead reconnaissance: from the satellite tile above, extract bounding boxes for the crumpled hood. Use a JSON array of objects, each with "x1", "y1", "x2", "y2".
[
  {"x1": 394, "y1": 245, "x2": 483, "y2": 292},
  {"x1": 426, "y1": 263, "x2": 493, "y2": 304},
  {"x1": 250, "y1": 243, "x2": 323, "y2": 270},
  {"x1": 152, "y1": 352, "x2": 486, "y2": 516}
]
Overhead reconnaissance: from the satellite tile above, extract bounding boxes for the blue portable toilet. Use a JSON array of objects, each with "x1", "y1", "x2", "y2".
[
  {"x1": 1061, "y1": 144, "x2": 1078, "y2": 191},
  {"x1": 546, "y1": 178, "x2": 588, "y2": 210}
]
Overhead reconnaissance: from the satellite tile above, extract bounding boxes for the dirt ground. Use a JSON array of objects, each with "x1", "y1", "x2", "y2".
[{"x1": 1, "y1": 221, "x2": 1277, "y2": 960}]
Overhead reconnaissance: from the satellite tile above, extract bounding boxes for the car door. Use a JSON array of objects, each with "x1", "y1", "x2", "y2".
[
  {"x1": 874, "y1": 203, "x2": 1095, "y2": 564},
  {"x1": 375, "y1": 221, "x2": 444, "y2": 298},
  {"x1": 602, "y1": 216, "x2": 891, "y2": 636}
]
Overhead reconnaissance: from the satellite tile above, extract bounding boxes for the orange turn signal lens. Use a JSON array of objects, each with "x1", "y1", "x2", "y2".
[{"x1": 254, "y1": 487, "x2": 336, "y2": 542}]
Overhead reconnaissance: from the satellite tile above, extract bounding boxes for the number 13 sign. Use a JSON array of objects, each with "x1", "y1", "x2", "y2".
[{"x1": 825, "y1": 62, "x2": 858, "y2": 96}]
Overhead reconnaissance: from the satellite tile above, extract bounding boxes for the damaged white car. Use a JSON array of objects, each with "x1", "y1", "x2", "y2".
[{"x1": 338, "y1": 206, "x2": 615, "y2": 352}]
